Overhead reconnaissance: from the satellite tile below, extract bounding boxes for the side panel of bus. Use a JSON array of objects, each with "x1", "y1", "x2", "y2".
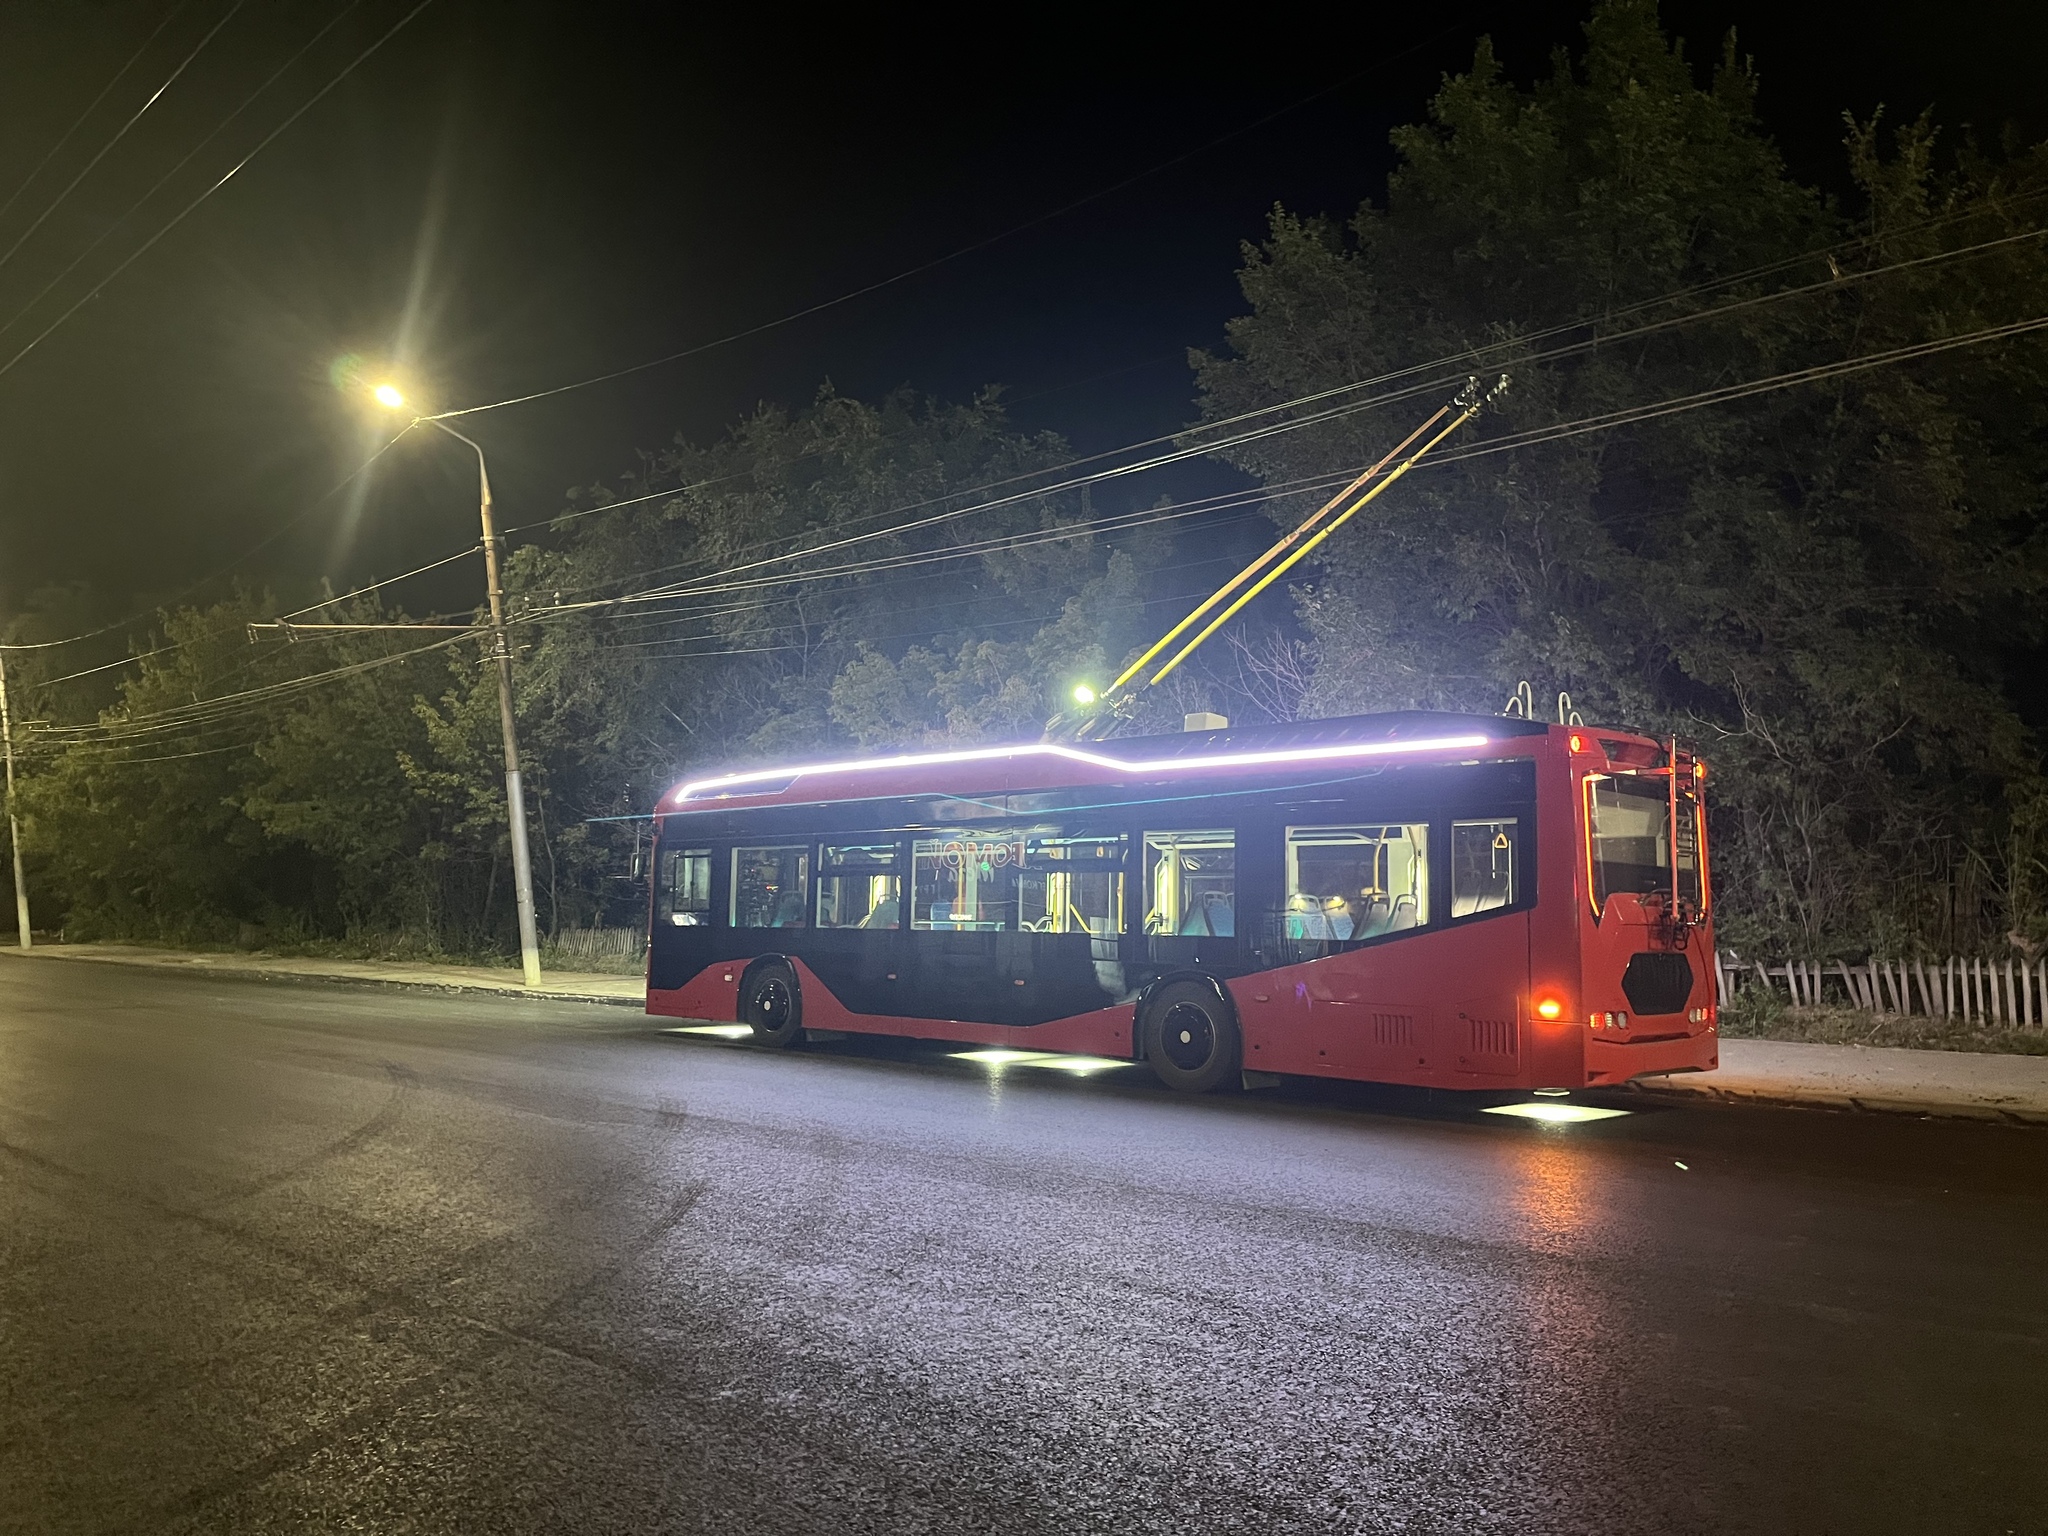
[{"x1": 645, "y1": 744, "x2": 1712, "y2": 1088}]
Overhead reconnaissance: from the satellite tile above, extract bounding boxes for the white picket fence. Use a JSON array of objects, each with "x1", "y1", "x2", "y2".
[
  {"x1": 1717, "y1": 950, "x2": 2048, "y2": 1028},
  {"x1": 547, "y1": 926, "x2": 645, "y2": 963}
]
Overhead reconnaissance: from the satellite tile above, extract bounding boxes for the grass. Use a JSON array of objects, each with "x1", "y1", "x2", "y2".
[{"x1": 1719, "y1": 997, "x2": 2048, "y2": 1056}]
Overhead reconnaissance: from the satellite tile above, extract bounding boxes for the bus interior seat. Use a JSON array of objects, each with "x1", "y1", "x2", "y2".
[
  {"x1": 1285, "y1": 894, "x2": 1330, "y2": 939},
  {"x1": 1387, "y1": 894, "x2": 1418, "y2": 930},
  {"x1": 1179, "y1": 893, "x2": 1235, "y2": 938},
  {"x1": 1354, "y1": 894, "x2": 1392, "y2": 938}
]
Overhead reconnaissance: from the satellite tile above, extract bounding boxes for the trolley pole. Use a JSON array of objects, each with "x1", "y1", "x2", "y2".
[
  {"x1": 426, "y1": 421, "x2": 543, "y2": 987},
  {"x1": 0, "y1": 648, "x2": 30, "y2": 949}
]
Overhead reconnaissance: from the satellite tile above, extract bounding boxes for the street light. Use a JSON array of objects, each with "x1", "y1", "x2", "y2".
[{"x1": 375, "y1": 384, "x2": 543, "y2": 987}]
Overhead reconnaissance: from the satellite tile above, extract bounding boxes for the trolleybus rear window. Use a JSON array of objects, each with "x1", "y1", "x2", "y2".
[{"x1": 1586, "y1": 775, "x2": 1700, "y2": 909}]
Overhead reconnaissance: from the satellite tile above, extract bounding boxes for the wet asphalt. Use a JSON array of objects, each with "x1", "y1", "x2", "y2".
[{"x1": 1, "y1": 956, "x2": 2044, "y2": 1535}]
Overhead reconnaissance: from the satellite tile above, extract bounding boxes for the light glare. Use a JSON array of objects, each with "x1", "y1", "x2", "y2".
[
  {"x1": 372, "y1": 383, "x2": 406, "y2": 409},
  {"x1": 951, "y1": 1048, "x2": 1127, "y2": 1076},
  {"x1": 1482, "y1": 1102, "x2": 1630, "y2": 1123},
  {"x1": 1071, "y1": 684, "x2": 1097, "y2": 705},
  {"x1": 664, "y1": 1023, "x2": 754, "y2": 1039},
  {"x1": 668, "y1": 732, "x2": 1492, "y2": 805}
]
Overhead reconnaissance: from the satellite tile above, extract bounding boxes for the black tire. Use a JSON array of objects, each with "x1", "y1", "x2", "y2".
[
  {"x1": 740, "y1": 961, "x2": 804, "y2": 1047},
  {"x1": 1143, "y1": 979, "x2": 1241, "y2": 1093}
]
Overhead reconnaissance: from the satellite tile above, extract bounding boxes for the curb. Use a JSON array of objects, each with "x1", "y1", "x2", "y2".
[
  {"x1": 1629, "y1": 1069, "x2": 2048, "y2": 1126},
  {"x1": 0, "y1": 946, "x2": 647, "y2": 1011}
]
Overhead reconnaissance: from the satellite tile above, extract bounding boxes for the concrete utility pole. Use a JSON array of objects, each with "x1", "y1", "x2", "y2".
[
  {"x1": 427, "y1": 420, "x2": 543, "y2": 987},
  {"x1": 0, "y1": 648, "x2": 30, "y2": 949}
]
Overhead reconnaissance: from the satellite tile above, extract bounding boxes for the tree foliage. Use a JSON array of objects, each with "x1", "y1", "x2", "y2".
[{"x1": 1193, "y1": 0, "x2": 2048, "y2": 953}]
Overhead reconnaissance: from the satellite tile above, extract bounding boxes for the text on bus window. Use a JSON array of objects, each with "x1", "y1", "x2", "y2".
[{"x1": 912, "y1": 829, "x2": 1124, "y2": 932}]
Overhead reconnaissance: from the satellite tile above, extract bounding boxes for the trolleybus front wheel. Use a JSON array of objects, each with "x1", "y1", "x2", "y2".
[
  {"x1": 1143, "y1": 979, "x2": 1240, "y2": 1093},
  {"x1": 740, "y1": 961, "x2": 804, "y2": 1047}
]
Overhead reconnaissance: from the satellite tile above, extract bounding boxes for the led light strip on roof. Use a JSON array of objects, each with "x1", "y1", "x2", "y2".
[{"x1": 667, "y1": 732, "x2": 1491, "y2": 806}]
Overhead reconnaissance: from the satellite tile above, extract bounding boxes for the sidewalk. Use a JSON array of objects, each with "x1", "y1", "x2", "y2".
[
  {"x1": 6, "y1": 943, "x2": 2047, "y2": 1122},
  {"x1": 1634, "y1": 1037, "x2": 2048, "y2": 1124},
  {"x1": 0, "y1": 942, "x2": 645, "y2": 1007}
]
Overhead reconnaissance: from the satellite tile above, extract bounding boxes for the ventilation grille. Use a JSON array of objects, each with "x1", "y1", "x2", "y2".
[
  {"x1": 1468, "y1": 1016, "x2": 1518, "y2": 1058},
  {"x1": 1372, "y1": 1011, "x2": 1414, "y2": 1046}
]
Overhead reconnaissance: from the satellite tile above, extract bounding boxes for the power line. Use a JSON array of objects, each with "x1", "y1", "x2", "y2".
[
  {"x1": 0, "y1": 1, "x2": 189, "y2": 229},
  {"x1": 0, "y1": 0, "x2": 434, "y2": 385},
  {"x1": 0, "y1": 1, "x2": 246, "y2": 281},
  {"x1": 516, "y1": 218, "x2": 2048, "y2": 613},
  {"x1": 1423, "y1": 314, "x2": 2048, "y2": 470},
  {"x1": 29, "y1": 311, "x2": 2043, "y2": 755},
  {"x1": 0, "y1": 1, "x2": 366, "y2": 351}
]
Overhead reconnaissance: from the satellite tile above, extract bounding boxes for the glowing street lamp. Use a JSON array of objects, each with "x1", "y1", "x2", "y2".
[{"x1": 374, "y1": 382, "x2": 543, "y2": 987}]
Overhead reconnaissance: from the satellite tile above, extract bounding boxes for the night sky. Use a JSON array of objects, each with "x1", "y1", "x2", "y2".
[{"x1": 1, "y1": 0, "x2": 2042, "y2": 633}]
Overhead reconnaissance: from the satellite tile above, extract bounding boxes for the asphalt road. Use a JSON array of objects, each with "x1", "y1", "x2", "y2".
[{"x1": 3, "y1": 958, "x2": 2045, "y2": 1535}]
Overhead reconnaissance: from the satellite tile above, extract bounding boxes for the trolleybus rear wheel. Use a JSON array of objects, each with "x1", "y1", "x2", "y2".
[
  {"x1": 1143, "y1": 980, "x2": 1240, "y2": 1093},
  {"x1": 740, "y1": 961, "x2": 804, "y2": 1047}
]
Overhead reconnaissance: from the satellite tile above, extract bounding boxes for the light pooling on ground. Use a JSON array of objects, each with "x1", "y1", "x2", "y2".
[
  {"x1": 951, "y1": 1048, "x2": 1129, "y2": 1076},
  {"x1": 664, "y1": 1023, "x2": 754, "y2": 1039},
  {"x1": 1482, "y1": 1101, "x2": 1631, "y2": 1123}
]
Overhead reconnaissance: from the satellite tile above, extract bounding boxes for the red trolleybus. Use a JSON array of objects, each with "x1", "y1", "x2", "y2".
[{"x1": 644, "y1": 711, "x2": 1717, "y2": 1093}]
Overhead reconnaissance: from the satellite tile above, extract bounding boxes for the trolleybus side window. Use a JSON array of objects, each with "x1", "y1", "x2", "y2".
[
  {"x1": 818, "y1": 842, "x2": 901, "y2": 929},
  {"x1": 1017, "y1": 831, "x2": 1124, "y2": 935},
  {"x1": 913, "y1": 832, "x2": 1023, "y2": 930},
  {"x1": 1451, "y1": 819, "x2": 1517, "y2": 918},
  {"x1": 1284, "y1": 824, "x2": 1428, "y2": 939},
  {"x1": 658, "y1": 847, "x2": 713, "y2": 926},
  {"x1": 732, "y1": 845, "x2": 810, "y2": 928},
  {"x1": 1144, "y1": 830, "x2": 1235, "y2": 937}
]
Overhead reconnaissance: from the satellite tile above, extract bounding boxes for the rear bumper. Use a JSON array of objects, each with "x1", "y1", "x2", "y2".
[{"x1": 1585, "y1": 1029, "x2": 1718, "y2": 1086}]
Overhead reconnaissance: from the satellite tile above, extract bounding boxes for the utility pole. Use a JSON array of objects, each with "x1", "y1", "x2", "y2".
[
  {"x1": 426, "y1": 420, "x2": 543, "y2": 987},
  {"x1": 0, "y1": 648, "x2": 30, "y2": 949}
]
